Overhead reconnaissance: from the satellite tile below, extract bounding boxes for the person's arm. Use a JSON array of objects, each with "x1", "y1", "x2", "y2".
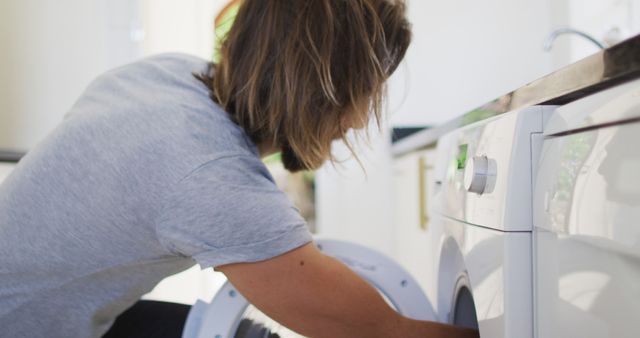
[{"x1": 216, "y1": 242, "x2": 479, "y2": 338}]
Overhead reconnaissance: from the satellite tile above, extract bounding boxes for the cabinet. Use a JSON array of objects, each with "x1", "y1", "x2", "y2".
[{"x1": 391, "y1": 148, "x2": 438, "y2": 295}]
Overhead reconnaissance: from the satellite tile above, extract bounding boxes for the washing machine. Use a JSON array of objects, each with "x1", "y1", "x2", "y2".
[
  {"x1": 533, "y1": 78, "x2": 640, "y2": 338},
  {"x1": 425, "y1": 105, "x2": 556, "y2": 338},
  {"x1": 182, "y1": 238, "x2": 438, "y2": 338}
]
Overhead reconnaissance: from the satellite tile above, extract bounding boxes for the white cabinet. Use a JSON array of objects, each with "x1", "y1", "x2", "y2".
[
  {"x1": 0, "y1": 163, "x2": 15, "y2": 185},
  {"x1": 391, "y1": 148, "x2": 438, "y2": 294}
]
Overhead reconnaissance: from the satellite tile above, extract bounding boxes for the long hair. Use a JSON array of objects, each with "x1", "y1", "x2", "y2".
[{"x1": 196, "y1": 0, "x2": 411, "y2": 172}]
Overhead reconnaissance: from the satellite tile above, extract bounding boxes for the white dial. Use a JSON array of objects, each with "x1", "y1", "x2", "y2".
[{"x1": 464, "y1": 156, "x2": 497, "y2": 195}]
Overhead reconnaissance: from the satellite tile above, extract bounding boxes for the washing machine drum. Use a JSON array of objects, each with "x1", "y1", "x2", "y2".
[{"x1": 182, "y1": 239, "x2": 436, "y2": 338}]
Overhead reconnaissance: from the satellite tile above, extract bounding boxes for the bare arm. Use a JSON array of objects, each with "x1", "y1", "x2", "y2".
[{"x1": 216, "y1": 242, "x2": 479, "y2": 338}]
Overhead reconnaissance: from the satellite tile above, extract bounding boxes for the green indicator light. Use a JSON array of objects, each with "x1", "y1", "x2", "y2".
[{"x1": 457, "y1": 144, "x2": 468, "y2": 170}]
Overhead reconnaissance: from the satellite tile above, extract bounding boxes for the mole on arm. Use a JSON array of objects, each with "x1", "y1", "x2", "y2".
[{"x1": 299, "y1": 260, "x2": 305, "y2": 266}]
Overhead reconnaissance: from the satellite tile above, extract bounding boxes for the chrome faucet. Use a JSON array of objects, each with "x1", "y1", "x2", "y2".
[{"x1": 543, "y1": 27, "x2": 607, "y2": 51}]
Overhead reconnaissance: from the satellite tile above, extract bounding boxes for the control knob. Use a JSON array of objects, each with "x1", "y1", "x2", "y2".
[{"x1": 463, "y1": 155, "x2": 496, "y2": 195}]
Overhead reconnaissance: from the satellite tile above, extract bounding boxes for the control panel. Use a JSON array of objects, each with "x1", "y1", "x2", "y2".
[{"x1": 431, "y1": 105, "x2": 555, "y2": 232}]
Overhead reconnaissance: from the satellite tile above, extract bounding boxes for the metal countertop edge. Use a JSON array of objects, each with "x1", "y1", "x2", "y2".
[
  {"x1": 392, "y1": 34, "x2": 640, "y2": 157},
  {"x1": 0, "y1": 150, "x2": 26, "y2": 163}
]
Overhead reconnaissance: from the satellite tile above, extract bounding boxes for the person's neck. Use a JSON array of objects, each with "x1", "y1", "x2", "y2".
[{"x1": 257, "y1": 141, "x2": 279, "y2": 159}]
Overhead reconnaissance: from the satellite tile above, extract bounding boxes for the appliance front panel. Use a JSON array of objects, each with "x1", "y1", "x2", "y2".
[
  {"x1": 533, "y1": 122, "x2": 640, "y2": 338},
  {"x1": 434, "y1": 215, "x2": 533, "y2": 338},
  {"x1": 544, "y1": 78, "x2": 640, "y2": 136},
  {"x1": 432, "y1": 106, "x2": 551, "y2": 231}
]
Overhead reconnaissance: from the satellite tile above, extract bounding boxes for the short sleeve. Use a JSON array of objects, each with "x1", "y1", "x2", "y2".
[{"x1": 155, "y1": 154, "x2": 313, "y2": 269}]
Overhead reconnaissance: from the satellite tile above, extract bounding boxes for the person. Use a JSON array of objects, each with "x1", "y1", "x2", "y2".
[{"x1": 0, "y1": 0, "x2": 479, "y2": 337}]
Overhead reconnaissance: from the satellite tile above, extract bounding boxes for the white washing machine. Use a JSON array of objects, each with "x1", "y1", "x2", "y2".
[
  {"x1": 533, "y1": 78, "x2": 640, "y2": 338},
  {"x1": 424, "y1": 78, "x2": 640, "y2": 338},
  {"x1": 425, "y1": 105, "x2": 556, "y2": 338}
]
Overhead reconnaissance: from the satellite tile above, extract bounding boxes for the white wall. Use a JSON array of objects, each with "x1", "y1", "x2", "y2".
[
  {"x1": 387, "y1": 0, "x2": 640, "y2": 128},
  {"x1": 0, "y1": 1, "x2": 123, "y2": 151},
  {"x1": 0, "y1": 0, "x2": 224, "y2": 153},
  {"x1": 140, "y1": 0, "x2": 222, "y2": 59},
  {"x1": 387, "y1": 0, "x2": 555, "y2": 127},
  {"x1": 560, "y1": 0, "x2": 640, "y2": 65},
  {"x1": 316, "y1": 125, "x2": 397, "y2": 257}
]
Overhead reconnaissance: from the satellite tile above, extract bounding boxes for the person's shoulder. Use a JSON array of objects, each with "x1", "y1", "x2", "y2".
[
  {"x1": 78, "y1": 52, "x2": 211, "y2": 106},
  {"x1": 180, "y1": 152, "x2": 276, "y2": 189},
  {"x1": 102, "y1": 52, "x2": 208, "y2": 78},
  {"x1": 140, "y1": 52, "x2": 209, "y2": 68}
]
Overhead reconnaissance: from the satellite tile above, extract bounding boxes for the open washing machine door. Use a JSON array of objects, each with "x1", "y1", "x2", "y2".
[{"x1": 182, "y1": 238, "x2": 436, "y2": 338}]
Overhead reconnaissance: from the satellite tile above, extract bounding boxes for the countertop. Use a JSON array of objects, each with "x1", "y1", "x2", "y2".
[
  {"x1": 392, "y1": 34, "x2": 640, "y2": 157},
  {"x1": 0, "y1": 150, "x2": 24, "y2": 162}
]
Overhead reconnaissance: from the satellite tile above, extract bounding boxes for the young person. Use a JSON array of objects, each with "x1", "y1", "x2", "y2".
[{"x1": 0, "y1": 1, "x2": 479, "y2": 337}]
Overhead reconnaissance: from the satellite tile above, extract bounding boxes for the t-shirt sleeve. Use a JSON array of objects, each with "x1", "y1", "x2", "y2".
[{"x1": 155, "y1": 154, "x2": 313, "y2": 269}]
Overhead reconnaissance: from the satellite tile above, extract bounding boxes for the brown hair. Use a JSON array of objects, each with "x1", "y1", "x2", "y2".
[{"x1": 197, "y1": 0, "x2": 411, "y2": 172}]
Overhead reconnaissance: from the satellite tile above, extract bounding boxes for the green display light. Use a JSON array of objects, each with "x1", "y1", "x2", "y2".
[{"x1": 456, "y1": 144, "x2": 468, "y2": 170}]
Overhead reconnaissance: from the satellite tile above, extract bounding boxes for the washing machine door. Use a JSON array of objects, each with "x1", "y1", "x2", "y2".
[{"x1": 182, "y1": 239, "x2": 436, "y2": 338}]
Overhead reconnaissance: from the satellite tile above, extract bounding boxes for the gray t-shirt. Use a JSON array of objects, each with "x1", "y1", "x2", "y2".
[{"x1": 0, "y1": 53, "x2": 313, "y2": 338}]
